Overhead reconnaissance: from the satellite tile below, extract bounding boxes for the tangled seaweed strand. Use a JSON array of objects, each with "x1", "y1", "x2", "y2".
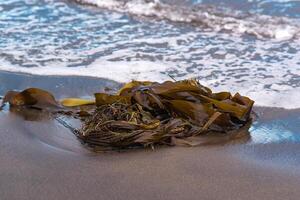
[
  {"x1": 79, "y1": 103, "x2": 196, "y2": 149},
  {"x1": 78, "y1": 79, "x2": 254, "y2": 150}
]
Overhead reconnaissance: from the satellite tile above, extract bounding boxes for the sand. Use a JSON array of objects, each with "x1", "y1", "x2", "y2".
[{"x1": 0, "y1": 71, "x2": 300, "y2": 200}]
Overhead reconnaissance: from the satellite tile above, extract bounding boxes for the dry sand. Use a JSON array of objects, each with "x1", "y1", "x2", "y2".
[{"x1": 0, "y1": 71, "x2": 300, "y2": 200}]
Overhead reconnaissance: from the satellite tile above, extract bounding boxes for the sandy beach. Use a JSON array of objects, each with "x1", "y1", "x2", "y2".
[
  {"x1": 1, "y1": 0, "x2": 300, "y2": 199},
  {"x1": 1, "y1": 71, "x2": 300, "y2": 200}
]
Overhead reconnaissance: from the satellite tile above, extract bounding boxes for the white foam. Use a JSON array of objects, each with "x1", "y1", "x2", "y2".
[
  {"x1": 80, "y1": 0, "x2": 122, "y2": 8},
  {"x1": 1, "y1": 46, "x2": 300, "y2": 110},
  {"x1": 0, "y1": 59, "x2": 172, "y2": 83},
  {"x1": 2, "y1": 27, "x2": 300, "y2": 109}
]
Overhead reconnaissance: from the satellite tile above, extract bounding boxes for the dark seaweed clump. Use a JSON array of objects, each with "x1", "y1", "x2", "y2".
[
  {"x1": 79, "y1": 79, "x2": 254, "y2": 149},
  {"x1": 1, "y1": 79, "x2": 254, "y2": 150}
]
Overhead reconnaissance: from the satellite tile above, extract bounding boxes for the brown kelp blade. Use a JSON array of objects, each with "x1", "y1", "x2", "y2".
[
  {"x1": 2, "y1": 88, "x2": 60, "y2": 109},
  {"x1": 117, "y1": 80, "x2": 154, "y2": 96},
  {"x1": 95, "y1": 93, "x2": 131, "y2": 106}
]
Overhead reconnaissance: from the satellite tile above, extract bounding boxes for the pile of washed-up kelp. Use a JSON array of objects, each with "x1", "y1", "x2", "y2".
[{"x1": 0, "y1": 79, "x2": 254, "y2": 150}]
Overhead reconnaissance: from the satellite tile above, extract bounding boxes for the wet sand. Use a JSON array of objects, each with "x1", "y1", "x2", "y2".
[{"x1": 1, "y1": 71, "x2": 300, "y2": 200}]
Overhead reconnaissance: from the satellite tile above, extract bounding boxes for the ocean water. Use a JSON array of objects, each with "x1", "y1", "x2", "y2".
[{"x1": 0, "y1": 0, "x2": 300, "y2": 108}]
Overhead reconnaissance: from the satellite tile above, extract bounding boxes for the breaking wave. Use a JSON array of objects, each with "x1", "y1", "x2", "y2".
[{"x1": 75, "y1": 0, "x2": 300, "y2": 40}]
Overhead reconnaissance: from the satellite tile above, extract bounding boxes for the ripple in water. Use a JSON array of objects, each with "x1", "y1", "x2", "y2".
[{"x1": 250, "y1": 115, "x2": 300, "y2": 143}]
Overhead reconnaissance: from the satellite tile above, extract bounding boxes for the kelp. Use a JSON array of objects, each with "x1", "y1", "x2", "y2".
[
  {"x1": 61, "y1": 98, "x2": 95, "y2": 107},
  {"x1": 1, "y1": 79, "x2": 254, "y2": 151},
  {"x1": 2, "y1": 88, "x2": 60, "y2": 109}
]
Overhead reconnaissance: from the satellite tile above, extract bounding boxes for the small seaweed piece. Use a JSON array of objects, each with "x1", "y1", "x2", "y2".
[{"x1": 2, "y1": 88, "x2": 60, "y2": 109}]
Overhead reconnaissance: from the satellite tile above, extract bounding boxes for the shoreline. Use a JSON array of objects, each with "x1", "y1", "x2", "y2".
[
  {"x1": 1, "y1": 70, "x2": 300, "y2": 111},
  {"x1": 0, "y1": 70, "x2": 121, "y2": 99}
]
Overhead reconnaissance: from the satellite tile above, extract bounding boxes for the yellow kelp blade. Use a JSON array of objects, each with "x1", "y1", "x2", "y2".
[
  {"x1": 199, "y1": 94, "x2": 249, "y2": 121},
  {"x1": 61, "y1": 98, "x2": 95, "y2": 107}
]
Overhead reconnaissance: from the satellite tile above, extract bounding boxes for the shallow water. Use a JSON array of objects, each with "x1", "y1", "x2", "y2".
[
  {"x1": 0, "y1": 0, "x2": 300, "y2": 109},
  {"x1": 250, "y1": 112, "x2": 300, "y2": 143}
]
